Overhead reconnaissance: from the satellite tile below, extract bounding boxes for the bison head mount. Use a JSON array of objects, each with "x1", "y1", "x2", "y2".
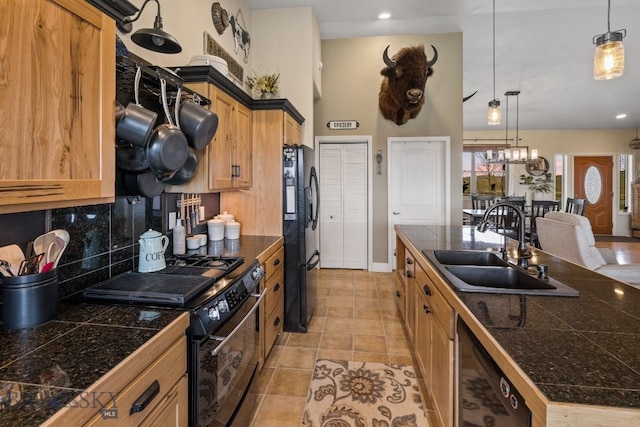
[{"x1": 378, "y1": 44, "x2": 438, "y2": 125}]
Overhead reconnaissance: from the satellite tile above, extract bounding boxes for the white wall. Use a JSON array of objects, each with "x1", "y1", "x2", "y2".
[
  {"x1": 120, "y1": 0, "x2": 253, "y2": 89},
  {"x1": 250, "y1": 7, "x2": 318, "y2": 148}
]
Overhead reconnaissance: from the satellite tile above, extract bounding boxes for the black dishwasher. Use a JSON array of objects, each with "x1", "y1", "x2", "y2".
[{"x1": 457, "y1": 319, "x2": 531, "y2": 426}]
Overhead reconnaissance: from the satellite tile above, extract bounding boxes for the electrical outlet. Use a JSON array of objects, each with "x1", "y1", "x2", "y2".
[{"x1": 168, "y1": 212, "x2": 177, "y2": 230}]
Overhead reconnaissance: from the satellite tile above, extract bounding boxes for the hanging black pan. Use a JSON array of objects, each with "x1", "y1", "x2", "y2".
[{"x1": 146, "y1": 79, "x2": 189, "y2": 177}]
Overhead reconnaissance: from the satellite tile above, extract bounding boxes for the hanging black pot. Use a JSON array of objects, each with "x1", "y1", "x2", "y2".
[
  {"x1": 123, "y1": 170, "x2": 165, "y2": 198},
  {"x1": 163, "y1": 147, "x2": 198, "y2": 185},
  {"x1": 146, "y1": 78, "x2": 189, "y2": 176},
  {"x1": 116, "y1": 143, "x2": 150, "y2": 172}
]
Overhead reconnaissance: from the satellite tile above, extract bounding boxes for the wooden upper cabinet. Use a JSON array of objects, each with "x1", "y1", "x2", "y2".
[
  {"x1": 209, "y1": 89, "x2": 236, "y2": 190},
  {"x1": 166, "y1": 84, "x2": 252, "y2": 193},
  {"x1": 234, "y1": 102, "x2": 252, "y2": 188},
  {"x1": 284, "y1": 113, "x2": 302, "y2": 145},
  {"x1": 0, "y1": 0, "x2": 115, "y2": 213}
]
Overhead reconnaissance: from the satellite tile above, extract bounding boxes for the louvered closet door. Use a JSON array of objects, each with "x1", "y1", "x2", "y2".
[{"x1": 319, "y1": 143, "x2": 368, "y2": 269}]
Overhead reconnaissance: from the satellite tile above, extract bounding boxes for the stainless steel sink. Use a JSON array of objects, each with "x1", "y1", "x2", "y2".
[{"x1": 422, "y1": 250, "x2": 579, "y2": 297}]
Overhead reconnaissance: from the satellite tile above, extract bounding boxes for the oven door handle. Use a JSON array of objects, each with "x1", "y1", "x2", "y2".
[{"x1": 210, "y1": 290, "x2": 266, "y2": 357}]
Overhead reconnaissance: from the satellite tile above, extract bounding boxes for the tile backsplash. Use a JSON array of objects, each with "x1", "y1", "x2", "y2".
[{"x1": 0, "y1": 193, "x2": 220, "y2": 301}]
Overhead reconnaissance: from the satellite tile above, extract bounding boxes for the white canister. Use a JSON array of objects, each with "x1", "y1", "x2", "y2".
[
  {"x1": 194, "y1": 234, "x2": 207, "y2": 246},
  {"x1": 225, "y1": 221, "x2": 241, "y2": 240},
  {"x1": 207, "y1": 219, "x2": 225, "y2": 241},
  {"x1": 186, "y1": 236, "x2": 201, "y2": 250},
  {"x1": 217, "y1": 211, "x2": 235, "y2": 223}
]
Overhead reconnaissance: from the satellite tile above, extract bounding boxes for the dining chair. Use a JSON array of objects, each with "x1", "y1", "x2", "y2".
[
  {"x1": 526, "y1": 200, "x2": 560, "y2": 247},
  {"x1": 485, "y1": 202, "x2": 525, "y2": 240},
  {"x1": 471, "y1": 194, "x2": 495, "y2": 210},
  {"x1": 565, "y1": 198, "x2": 586, "y2": 215}
]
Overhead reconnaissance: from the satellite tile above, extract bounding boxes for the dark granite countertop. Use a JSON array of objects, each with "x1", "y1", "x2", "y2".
[
  {"x1": 0, "y1": 235, "x2": 282, "y2": 425},
  {"x1": 0, "y1": 304, "x2": 183, "y2": 425},
  {"x1": 397, "y1": 224, "x2": 640, "y2": 409}
]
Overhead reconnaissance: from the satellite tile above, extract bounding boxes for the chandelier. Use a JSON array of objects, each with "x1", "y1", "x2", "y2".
[{"x1": 486, "y1": 91, "x2": 539, "y2": 164}]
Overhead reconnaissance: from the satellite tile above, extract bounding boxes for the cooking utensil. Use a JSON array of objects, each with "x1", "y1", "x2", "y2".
[
  {"x1": 0, "y1": 260, "x2": 15, "y2": 277},
  {"x1": 0, "y1": 245, "x2": 25, "y2": 276},
  {"x1": 116, "y1": 66, "x2": 158, "y2": 147},
  {"x1": 52, "y1": 229, "x2": 70, "y2": 268},
  {"x1": 18, "y1": 253, "x2": 44, "y2": 276},
  {"x1": 33, "y1": 232, "x2": 57, "y2": 263},
  {"x1": 146, "y1": 79, "x2": 189, "y2": 177}
]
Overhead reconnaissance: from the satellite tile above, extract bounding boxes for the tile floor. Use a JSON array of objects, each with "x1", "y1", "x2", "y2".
[{"x1": 251, "y1": 268, "x2": 430, "y2": 426}]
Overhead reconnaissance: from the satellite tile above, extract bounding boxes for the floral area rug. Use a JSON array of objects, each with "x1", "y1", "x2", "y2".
[{"x1": 302, "y1": 359, "x2": 428, "y2": 427}]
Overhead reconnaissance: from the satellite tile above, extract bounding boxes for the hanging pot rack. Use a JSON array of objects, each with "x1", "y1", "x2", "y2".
[{"x1": 116, "y1": 54, "x2": 210, "y2": 107}]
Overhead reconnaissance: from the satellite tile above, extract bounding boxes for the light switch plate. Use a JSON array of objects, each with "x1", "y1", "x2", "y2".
[{"x1": 168, "y1": 212, "x2": 177, "y2": 230}]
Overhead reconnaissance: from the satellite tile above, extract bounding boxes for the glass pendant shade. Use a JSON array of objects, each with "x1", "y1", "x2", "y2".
[
  {"x1": 487, "y1": 100, "x2": 501, "y2": 125},
  {"x1": 593, "y1": 36, "x2": 625, "y2": 80}
]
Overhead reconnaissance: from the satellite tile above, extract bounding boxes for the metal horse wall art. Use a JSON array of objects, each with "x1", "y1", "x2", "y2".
[{"x1": 378, "y1": 45, "x2": 438, "y2": 125}]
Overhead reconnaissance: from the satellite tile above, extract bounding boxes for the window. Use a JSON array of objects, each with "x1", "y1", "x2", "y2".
[
  {"x1": 619, "y1": 154, "x2": 633, "y2": 212},
  {"x1": 554, "y1": 154, "x2": 564, "y2": 202},
  {"x1": 463, "y1": 149, "x2": 505, "y2": 196}
]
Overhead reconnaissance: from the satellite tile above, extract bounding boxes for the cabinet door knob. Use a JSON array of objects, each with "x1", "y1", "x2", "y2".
[
  {"x1": 274, "y1": 316, "x2": 281, "y2": 327},
  {"x1": 274, "y1": 283, "x2": 281, "y2": 292},
  {"x1": 406, "y1": 271, "x2": 413, "y2": 279},
  {"x1": 423, "y1": 305, "x2": 431, "y2": 314},
  {"x1": 396, "y1": 290, "x2": 401, "y2": 297},
  {"x1": 273, "y1": 258, "x2": 281, "y2": 267},
  {"x1": 423, "y1": 285, "x2": 432, "y2": 296},
  {"x1": 406, "y1": 258, "x2": 413, "y2": 265}
]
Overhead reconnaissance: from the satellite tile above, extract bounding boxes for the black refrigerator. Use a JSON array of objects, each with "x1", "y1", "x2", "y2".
[{"x1": 283, "y1": 144, "x2": 320, "y2": 332}]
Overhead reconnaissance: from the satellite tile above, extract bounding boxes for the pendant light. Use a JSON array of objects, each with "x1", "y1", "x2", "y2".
[
  {"x1": 116, "y1": 0, "x2": 182, "y2": 54},
  {"x1": 593, "y1": 0, "x2": 626, "y2": 80},
  {"x1": 487, "y1": 0, "x2": 501, "y2": 125}
]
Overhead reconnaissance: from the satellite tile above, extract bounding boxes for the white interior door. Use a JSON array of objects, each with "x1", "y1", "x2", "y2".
[
  {"x1": 388, "y1": 137, "x2": 450, "y2": 267},
  {"x1": 319, "y1": 143, "x2": 368, "y2": 269}
]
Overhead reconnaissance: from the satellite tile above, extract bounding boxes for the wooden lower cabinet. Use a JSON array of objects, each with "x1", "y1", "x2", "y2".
[
  {"x1": 258, "y1": 242, "x2": 285, "y2": 367},
  {"x1": 413, "y1": 271, "x2": 454, "y2": 427},
  {"x1": 140, "y1": 376, "x2": 188, "y2": 427},
  {"x1": 393, "y1": 270, "x2": 406, "y2": 321},
  {"x1": 43, "y1": 314, "x2": 189, "y2": 427},
  {"x1": 396, "y1": 238, "x2": 454, "y2": 427}
]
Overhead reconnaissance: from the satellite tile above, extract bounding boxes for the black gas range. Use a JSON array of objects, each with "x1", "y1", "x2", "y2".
[
  {"x1": 83, "y1": 253, "x2": 267, "y2": 425},
  {"x1": 82, "y1": 254, "x2": 264, "y2": 337}
]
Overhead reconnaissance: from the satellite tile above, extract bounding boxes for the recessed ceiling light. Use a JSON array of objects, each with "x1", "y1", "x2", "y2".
[
  {"x1": 616, "y1": 113, "x2": 627, "y2": 119},
  {"x1": 378, "y1": 12, "x2": 391, "y2": 20}
]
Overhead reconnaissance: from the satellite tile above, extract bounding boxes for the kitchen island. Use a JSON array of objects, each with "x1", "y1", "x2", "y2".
[
  {"x1": 0, "y1": 235, "x2": 282, "y2": 426},
  {"x1": 396, "y1": 224, "x2": 640, "y2": 427}
]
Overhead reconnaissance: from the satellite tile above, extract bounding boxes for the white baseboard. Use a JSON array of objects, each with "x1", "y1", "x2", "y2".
[{"x1": 372, "y1": 262, "x2": 392, "y2": 273}]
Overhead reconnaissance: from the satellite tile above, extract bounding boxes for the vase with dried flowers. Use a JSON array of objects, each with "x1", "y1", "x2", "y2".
[{"x1": 246, "y1": 71, "x2": 280, "y2": 99}]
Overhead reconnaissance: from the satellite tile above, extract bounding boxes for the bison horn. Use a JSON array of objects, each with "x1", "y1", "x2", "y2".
[
  {"x1": 383, "y1": 45, "x2": 396, "y2": 68},
  {"x1": 463, "y1": 91, "x2": 478, "y2": 102},
  {"x1": 426, "y1": 45, "x2": 438, "y2": 68}
]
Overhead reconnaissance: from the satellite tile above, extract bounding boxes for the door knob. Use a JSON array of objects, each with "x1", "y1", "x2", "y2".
[{"x1": 393, "y1": 211, "x2": 400, "y2": 215}]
